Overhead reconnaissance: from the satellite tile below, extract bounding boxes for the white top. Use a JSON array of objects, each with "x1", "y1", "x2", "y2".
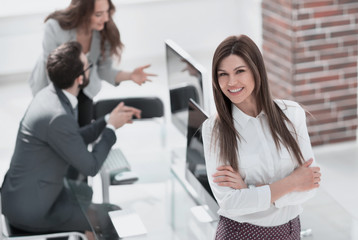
[{"x1": 202, "y1": 99, "x2": 317, "y2": 226}]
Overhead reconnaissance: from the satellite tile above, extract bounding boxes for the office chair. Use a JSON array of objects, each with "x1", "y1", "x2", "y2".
[
  {"x1": 93, "y1": 97, "x2": 165, "y2": 203},
  {"x1": 93, "y1": 97, "x2": 165, "y2": 146},
  {"x1": 0, "y1": 188, "x2": 87, "y2": 240}
]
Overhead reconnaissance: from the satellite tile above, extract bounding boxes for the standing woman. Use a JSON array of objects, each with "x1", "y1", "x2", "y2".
[
  {"x1": 29, "y1": 0, "x2": 155, "y2": 126},
  {"x1": 202, "y1": 35, "x2": 321, "y2": 240}
]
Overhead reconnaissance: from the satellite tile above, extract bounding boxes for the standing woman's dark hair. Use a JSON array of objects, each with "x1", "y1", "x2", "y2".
[
  {"x1": 45, "y1": 0, "x2": 123, "y2": 57},
  {"x1": 211, "y1": 35, "x2": 304, "y2": 171}
]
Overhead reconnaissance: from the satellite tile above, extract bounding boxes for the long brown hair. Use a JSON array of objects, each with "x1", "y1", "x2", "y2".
[
  {"x1": 211, "y1": 35, "x2": 304, "y2": 171},
  {"x1": 45, "y1": 0, "x2": 123, "y2": 58}
]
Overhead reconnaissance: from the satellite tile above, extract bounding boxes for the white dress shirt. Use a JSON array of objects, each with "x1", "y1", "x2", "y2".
[
  {"x1": 202, "y1": 99, "x2": 317, "y2": 226},
  {"x1": 62, "y1": 89, "x2": 78, "y2": 110},
  {"x1": 62, "y1": 89, "x2": 115, "y2": 131}
]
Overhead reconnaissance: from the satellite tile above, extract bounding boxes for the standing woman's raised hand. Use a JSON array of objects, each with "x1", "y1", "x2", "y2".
[{"x1": 131, "y1": 64, "x2": 157, "y2": 85}]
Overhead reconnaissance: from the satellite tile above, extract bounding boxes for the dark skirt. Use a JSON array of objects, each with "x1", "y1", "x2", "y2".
[{"x1": 215, "y1": 215, "x2": 301, "y2": 240}]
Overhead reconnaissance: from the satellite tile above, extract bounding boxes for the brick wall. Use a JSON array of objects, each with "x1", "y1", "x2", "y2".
[{"x1": 262, "y1": 0, "x2": 358, "y2": 146}]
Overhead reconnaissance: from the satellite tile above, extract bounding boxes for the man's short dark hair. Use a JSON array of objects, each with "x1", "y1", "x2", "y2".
[{"x1": 47, "y1": 41, "x2": 84, "y2": 89}]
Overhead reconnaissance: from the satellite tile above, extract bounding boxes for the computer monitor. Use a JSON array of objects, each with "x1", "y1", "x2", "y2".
[
  {"x1": 185, "y1": 98, "x2": 219, "y2": 221},
  {"x1": 165, "y1": 39, "x2": 206, "y2": 136}
]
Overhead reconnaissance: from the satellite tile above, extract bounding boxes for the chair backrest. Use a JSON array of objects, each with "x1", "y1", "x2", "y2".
[
  {"x1": 169, "y1": 85, "x2": 200, "y2": 113},
  {"x1": 93, "y1": 97, "x2": 164, "y2": 120}
]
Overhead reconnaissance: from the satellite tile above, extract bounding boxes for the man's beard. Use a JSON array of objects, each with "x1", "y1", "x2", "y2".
[{"x1": 79, "y1": 73, "x2": 89, "y2": 89}]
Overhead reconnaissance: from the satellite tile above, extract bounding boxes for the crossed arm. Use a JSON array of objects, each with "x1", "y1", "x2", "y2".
[{"x1": 212, "y1": 158, "x2": 321, "y2": 204}]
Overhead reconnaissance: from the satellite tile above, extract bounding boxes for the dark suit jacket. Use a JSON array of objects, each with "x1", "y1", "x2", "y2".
[{"x1": 1, "y1": 84, "x2": 116, "y2": 230}]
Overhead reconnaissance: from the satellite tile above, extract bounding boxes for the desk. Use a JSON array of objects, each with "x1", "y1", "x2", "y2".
[
  {"x1": 68, "y1": 147, "x2": 217, "y2": 240},
  {"x1": 70, "y1": 149, "x2": 358, "y2": 240}
]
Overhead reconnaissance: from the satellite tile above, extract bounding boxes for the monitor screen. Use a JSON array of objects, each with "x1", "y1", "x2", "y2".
[
  {"x1": 165, "y1": 39, "x2": 206, "y2": 136},
  {"x1": 185, "y1": 98, "x2": 219, "y2": 221}
]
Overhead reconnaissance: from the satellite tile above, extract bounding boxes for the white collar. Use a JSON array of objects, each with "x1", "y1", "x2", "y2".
[
  {"x1": 62, "y1": 89, "x2": 78, "y2": 109},
  {"x1": 232, "y1": 103, "x2": 265, "y2": 128}
]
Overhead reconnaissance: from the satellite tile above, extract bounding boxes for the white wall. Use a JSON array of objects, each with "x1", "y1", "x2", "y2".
[{"x1": 0, "y1": 0, "x2": 262, "y2": 76}]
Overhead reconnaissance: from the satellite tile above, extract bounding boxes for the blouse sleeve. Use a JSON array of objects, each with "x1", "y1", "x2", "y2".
[
  {"x1": 274, "y1": 103, "x2": 317, "y2": 208},
  {"x1": 202, "y1": 118, "x2": 272, "y2": 216},
  {"x1": 96, "y1": 41, "x2": 120, "y2": 86},
  {"x1": 29, "y1": 19, "x2": 63, "y2": 95}
]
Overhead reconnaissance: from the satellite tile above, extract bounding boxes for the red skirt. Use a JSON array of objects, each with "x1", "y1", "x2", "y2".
[{"x1": 215, "y1": 215, "x2": 300, "y2": 240}]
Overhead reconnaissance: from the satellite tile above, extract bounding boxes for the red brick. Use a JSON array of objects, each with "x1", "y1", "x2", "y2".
[
  {"x1": 294, "y1": 56, "x2": 316, "y2": 64},
  {"x1": 299, "y1": 98, "x2": 325, "y2": 106},
  {"x1": 296, "y1": 66, "x2": 324, "y2": 74},
  {"x1": 294, "y1": 23, "x2": 317, "y2": 31},
  {"x1": 308, "y1": 107, "x2": 333, "y2": 116},
  {"x1": 293, "y1": 88, "x2": 316, "y2": 97},
  {"x1": 297, "y1": 33, "x2": 326, "y2": 42},
  {"x1": 297, "y1": 13, "x2": 311, "y2": 20},
  {"x1": 319, "y1": 127, "x2": 347, "y2": 135},
  {"x1": 266, "y1": 16, "x2": 291, "y2": 29},
  {"x1": 303, "y1": 1, "x2": 334, "y2": 8},
  {"x1": 293, "y1": 46, "x2": 305, "y2": 54},
  {"x1": 338, "y1": 0, "x2": 358, "y2": 4},
  {"x1": 343, "y1": 39, "x2": 358, "y2": 47},
  {"x1": 350, "y1": 81, "x2": 358, "y2": 88},
  {"x1": 328, "y1": 62, "x2": 356, "y2": 70},
  {"x1": 329, "y1": 93, "x2": 357, "y2": 102},
  {"x1": 263, "y1": 26, "x2": 292, "y2": 42},
  {"x1": 344, "y1": 72, "x2": 357, "y2": 79},
  {"x1": 309, "y1": 75, "x2": 339, "y2": 83},
  {"x1": 336, "y1": 99, "x2": 358, "y2": 111},
  {"x1": 350, "y1": 125, "x2": 358, "y2": 131},
  {"x1": 320, "y1": 52, "x2": 349, "y2": 60},
  {"x1": 343, "y1": 114, "x2": 357, "y2": 121},
  {"x1": 311, "y1": 114, "x2": 338, "y2": 124},
  {"x1": 294, "y1": 79, "x2": 309, "y2": 85},
  {"x1": 321, "y1": 19, "x2": 351, "y2": 28},
  {"x1": 347, "y1": 8, "x2": 358, "y2": 14},
  {"x1": 309, "y1": 43, "x2": 338, "y2": 51},
  {"x1": 328, "y1": 136, "x2": 356, "y2": 144},
  {"x1": 262, "y1": 3, "x2": 291, "y2": 19},
  {"x1": 314, "y1": 9, "x2": 344, "y2": 18},
  {"x1": 310, "y1": 135, "x2": 324, "y2": 146},
  {"x1": 331, "y1": 29, "x2": 358, "y2": 38},
  {"x1": 320, "y1": 83, "x2": 350, "y2": 93}
]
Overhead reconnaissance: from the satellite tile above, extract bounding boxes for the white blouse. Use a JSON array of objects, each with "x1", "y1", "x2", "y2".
[{"x1": 202, "y1": 99, "x2": 317, "y2": 226}]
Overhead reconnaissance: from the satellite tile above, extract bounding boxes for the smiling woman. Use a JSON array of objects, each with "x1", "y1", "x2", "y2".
[
  {"x1": 202, "y1": 35, "x2": 322, "y2": 239},
  {"x1": 217, "y1": 55, "x2": 257, "y2": 117}
]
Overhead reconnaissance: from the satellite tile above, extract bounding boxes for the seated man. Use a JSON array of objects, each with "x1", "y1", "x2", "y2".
[{"x1": 1, "y1": 41, "x2": 141, "y2": 240}]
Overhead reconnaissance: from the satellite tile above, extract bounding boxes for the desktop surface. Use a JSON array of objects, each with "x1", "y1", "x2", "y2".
[
  {"x1": 68, "y1": 155, "x2": 358, "y2": 240},
  {"x1": 66, "y1": 119, "x2": 357, "y2": 240}
]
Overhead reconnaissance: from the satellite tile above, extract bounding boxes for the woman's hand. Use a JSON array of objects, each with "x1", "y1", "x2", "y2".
[
  {"x1": 131, "y1": 64, "x2": 157, "y2": 85},
  {"x1": 212, "y1": 165, "x2": 247, "y2": 190},
  {"x1": 289, "y1": 158, "x2": 321, "y2": 192}
]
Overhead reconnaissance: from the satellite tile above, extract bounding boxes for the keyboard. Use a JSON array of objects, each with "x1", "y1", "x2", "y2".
[
  {"x1": 102, "y1": 148, "x2": 131, "y2": 173},
  {"x1": 101, "y1": 148, "x2": 134, "y2": 185}
]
